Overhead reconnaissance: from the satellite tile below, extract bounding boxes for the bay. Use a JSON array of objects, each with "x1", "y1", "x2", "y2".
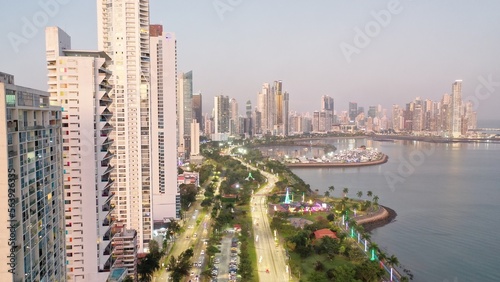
[{"x1": 265, "y1": 136, "x2": 500, "y2": 282}]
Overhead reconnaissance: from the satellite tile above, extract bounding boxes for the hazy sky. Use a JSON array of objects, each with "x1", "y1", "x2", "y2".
[{"x1": 1, "y1": 0, "x2": 499, "y2": 121}]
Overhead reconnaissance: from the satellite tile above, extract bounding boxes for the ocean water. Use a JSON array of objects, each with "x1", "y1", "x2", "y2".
[{"x1": 276, "y1": 137, "x2": 500, "y2": 282}]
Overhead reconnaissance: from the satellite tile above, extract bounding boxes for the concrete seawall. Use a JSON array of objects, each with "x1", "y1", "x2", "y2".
[{"x1": 355, "y1": 205, "x2": 397, "y2": 232}]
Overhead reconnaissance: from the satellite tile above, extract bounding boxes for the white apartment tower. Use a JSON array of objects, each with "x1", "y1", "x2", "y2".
[
  {"x1": 149, "y1": 25, "x2": 180, "y2": 221},
  {"x1": 257, "y1": 83, "x2": 273, "y2": 134},
  {"x1": 190, "y1": 120, "x2": 200, "y2": 156},
  {"x1": 46, "y1": 27, "x2": 115, "y2": 280},
  {"x1": 97, "y1": 0, "x2": 152, "y2": 251},
  {"x1": 229, "y1": 98, "x2": 239, "y2": 136},
  {"x1": 0, "y1": 72, "x2": 66, "y2": 281}
]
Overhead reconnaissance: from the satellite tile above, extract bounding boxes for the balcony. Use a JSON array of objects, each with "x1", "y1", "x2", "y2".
[
  {"x1": 99, "y1": 81, "x2": 112, "y2": 89},
  {"x1": 103, "y1": 178, "x2": 114, "y2": 190},
  {"x1": 102, "y1": 164, "x2": 114, "y2": 175},
  {"x1": 102, "y1": 227, "x2": 116, "y2": 241},
  {"x1": 101, "y1": 108, "x2": 112, "y2": 116},
  {"x1": 98, "y1": 67, "x2": 111, "y2": 75},
  {"x1": 102, "y1": 202, "x2": 115, "y2": 213},
  {"x1": 102, "y1": 215, "x2": 115, "y2": 227},
  {"x1": 102, "y1": 137, "x2": 114, "y2": 146},
  {"x1": 101, "y1": 158, "x2": 111, "y2": 168},
  {"x1": 103, "y1": 241, "x2": 113, "y2": 255},
  {"x1": 102, "y1": 186, "x2": 110, "y2": 197},
  {"x1": 101, "y1": 255, "x2": 114, "y2": 272},
  {"x1": 101, "y1": 123, "x2": 113, "y2": 131},
  {"x1": 102, "y1": 151, "x2": 114, "y2": 161}
]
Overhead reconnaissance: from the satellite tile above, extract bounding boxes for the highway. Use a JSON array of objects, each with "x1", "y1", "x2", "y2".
[
  {"x1": 243, "y1": 160, "x2": 290, "y2": 282},
  {"x1": 155, "y1": 182, "x2": 213, "y2": 282}
]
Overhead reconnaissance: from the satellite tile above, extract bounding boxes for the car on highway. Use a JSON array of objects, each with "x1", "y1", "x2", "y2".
[{"x1": 200, "y1": 250, "x2": 205, "y2": 255}]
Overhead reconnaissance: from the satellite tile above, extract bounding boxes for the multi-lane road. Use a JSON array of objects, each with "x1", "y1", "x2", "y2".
[
  {"x1": 244, "y1": 160, "x2": 291, "y2": 282},
  {"x1": 155, "y1": 184, "x2": 213, "y2": 282}
]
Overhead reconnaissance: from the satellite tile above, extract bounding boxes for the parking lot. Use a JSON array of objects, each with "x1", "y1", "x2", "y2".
[{"x1": 212, "y1": 233, "x2": 239, "y2": 282}]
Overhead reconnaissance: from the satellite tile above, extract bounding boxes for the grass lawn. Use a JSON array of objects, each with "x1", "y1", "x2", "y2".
[{"x1": 290, "y1": 251, "x2": 352, "y2": 279}]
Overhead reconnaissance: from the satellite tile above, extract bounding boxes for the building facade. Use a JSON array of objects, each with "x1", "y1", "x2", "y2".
[
  {"x1": 46, "y1": 26, "x2": 115, "y2": 280},
  {"x1": 177, "y1": 71, "x2": 193, "y2": 159},
  {"x1": 0, "y1": 72, "x2": 66, "y2": 282},
  {"x1": 97, "y1": 0, "x2": 152, "y2": 251},
  {"x1": 149, "y1": 25, "x2": 180, "y2": 223}
]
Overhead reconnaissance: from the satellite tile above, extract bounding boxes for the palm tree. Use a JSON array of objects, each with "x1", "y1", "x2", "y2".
[
  {"x1": 378, "y1": 251, "x2": 387, "y2": 263},
  {"x1": 168, "y1": 219, "x2": 180, "y2": 234},
  {"x1": 342, "y1": 187, "x2": 349, "y2": 198},
  {"x1": 328, "y1": 185, "x2": 335, "y2": 195},
  {"x1": 324, "y1": 191, "x2": 330, "y2": 198},
  {"x1": 356, "y1": 191, "x2": 363, "y2": 199},
  {"x1": 373, "y1": 195, "x2": 379, "y2": 205},
  {"x1": 386, "y1": 255, "x2": 400, "y2": 268},
  {"x1": 367, "y1": 190, "x2": 373, "y2": 198}
]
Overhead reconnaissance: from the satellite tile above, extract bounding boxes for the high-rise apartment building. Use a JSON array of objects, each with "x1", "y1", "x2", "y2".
[
  {"x1": 178, "y1": 71, "x2": 193, "y2": 159},
  {"x1": 46, "y1": 26, "x2": 116, "y2": 280},
  {"x1": 110, "y1": 224, "x2": 138, "y2": 280},
  {"x1": 149, "y1": 25, "x2": 180, "y2": 222},
  {"x1": 348, "y1": 102, "x2": 358, "y2": 122},
  {"x1": 451, "y1": 80, "x2": 462, "y2": 137},
  {"x1": 229, "y1": 98, "x2": 239, "y2": 136},
  {"x1": 192, "y1": 92, "x2": 203, "y2": 132},
  {"x1": 214, "y1": 95, "x2": 230, "y2": 134},
  {"x1": 0, "y1": 72, "x2": 66, "y2": 281},
  {"x1": 321, "y1": 95, "x2": 334, "y2": 127},
  {"x1": 97, "y1": 0, "x2": 152, "y2": 252},
  {"x1": 274, "y1": 81, "x2": 284, "y2": 135},
  {"x1": 257, "y1": 83, "x2": 273, "y2": 135},
  {"x1": 190, "y1": 120, "x2": 200, "y2": 157},
  {"x1": 283, "y1": 91, "x2": 290, "y2": 136}
]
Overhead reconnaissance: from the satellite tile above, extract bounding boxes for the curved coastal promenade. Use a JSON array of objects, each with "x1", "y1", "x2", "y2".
[{"x1": 285, "y1": 154, "x2": 388, "y2": 168}]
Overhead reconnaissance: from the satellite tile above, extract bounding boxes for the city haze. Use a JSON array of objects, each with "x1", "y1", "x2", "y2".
[{"x1": 1, "y1": 0, "x2": 500, "y2": 120}]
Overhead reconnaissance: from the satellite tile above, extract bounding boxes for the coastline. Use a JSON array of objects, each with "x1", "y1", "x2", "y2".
[
  {"x1": 371, "y1": 134, "x2": 500, "y2": 144},
  {"x1": 285, "y1": 154, "x2": 388, "y2": 168},
  {"x1": 355, "y1": 205, "x2": 397, "y2": 232}
]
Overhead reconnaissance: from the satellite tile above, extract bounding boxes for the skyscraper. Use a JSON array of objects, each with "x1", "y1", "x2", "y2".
[
  {"x1": 451, "y1": 80, "x2": 462, "y2": 137},
  {"x1": 321, "y1": 95, "x2": 334, "y2": 124},
  {"x1": 178, "y1": 71, "x2": 193, "y2": 159},
  {"x1": 46, "y1": 26, "x2": 115, "y2": 280},
  {"x1": 97, "y1": 0, "x2": 152, "y2": 252},
  {"x1": 283, "y1": 91, "x2": 290, "y2": 136},
  {"x1": 214, "y1": 95, "x2": 230, "y2": 134},
  {"x1": 274, "y1": 80, "x2": 284, "y2": 135},
  {"x1": 257, "y1": 83, "x2": 272, "y2": 134},
  {"x1": 229, "y1": 98, "x2": 239, "y2": 136},
  {"x1": 190, "y1": 120, "x2": 200, "y2": 157},
  {"x1": 0, "y1": 72, "x2": 66, "y2": 281},
  {"x1": 192, "y1": 92, "x2": 203, "y2": 132},
  {"x1": 349, "y1": 102, "x2": 358, "y2": 122},
  {"x1": 149, "y1": 25, "x2": 180, "y2": 222}
]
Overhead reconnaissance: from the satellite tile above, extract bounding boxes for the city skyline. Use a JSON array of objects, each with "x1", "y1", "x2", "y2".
[{"x1": 1, "y1": 1, "x2": 499, "y2": 121}]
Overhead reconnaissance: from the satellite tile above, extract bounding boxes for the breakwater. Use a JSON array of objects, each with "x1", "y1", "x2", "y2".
[{"x1": 285, "y1": 154, "x2": 388, "y2": 168}]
